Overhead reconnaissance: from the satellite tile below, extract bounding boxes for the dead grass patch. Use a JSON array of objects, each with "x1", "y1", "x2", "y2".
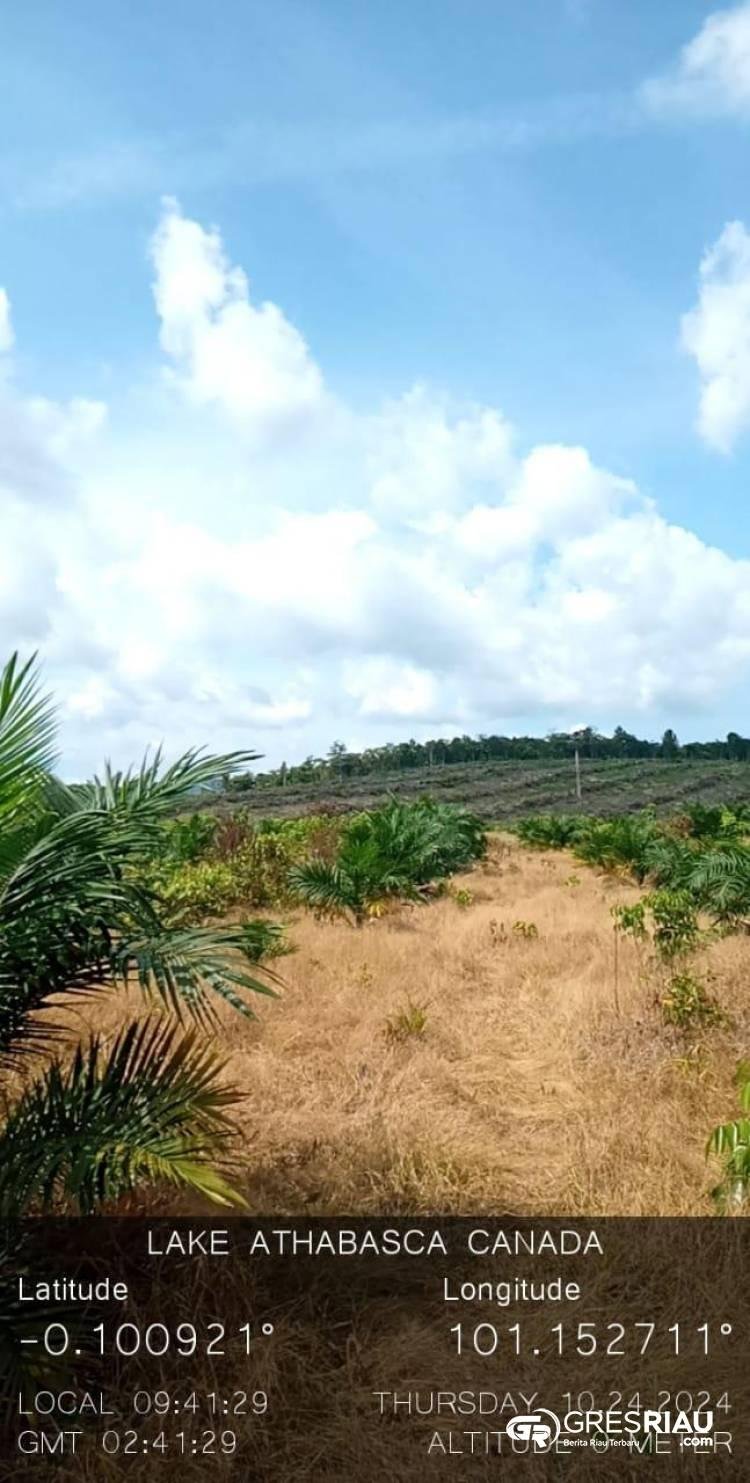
[{"x1": 28, "y1": 834, "x2": 750, "y2": 1216}]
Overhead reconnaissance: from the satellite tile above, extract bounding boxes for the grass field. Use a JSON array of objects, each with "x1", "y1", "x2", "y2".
[
  {"x1": 36, "y1": 829, "x2": 747, "y2": 1219},
  {"x1": 12, "y1": 800, "x2": 749, "y2": 1480},
  {"x1": 218, "y1": 757, "x2": 750, "y2": 824}
]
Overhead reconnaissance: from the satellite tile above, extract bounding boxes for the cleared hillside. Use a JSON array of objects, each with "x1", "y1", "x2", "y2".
[{"x1": 215, "y1": 757, "x2": 750, "y2": 824}]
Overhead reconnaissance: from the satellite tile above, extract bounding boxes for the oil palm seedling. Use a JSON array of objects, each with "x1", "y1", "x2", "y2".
[
  {"x1": 288, "y1": 797, "x2": 486, "y2": 925},
  {"x1": 0, "y1": 653, "x2": 281, "y2": 1216},
  {"x1": 571, "y1": 813, "x2": 660, "y2": 879},
  {"x1": 683, "y1": 847, "x2": 750, "y2": 928},
  {"x1": 514, "y1": 815, "x2": 584, "y2": 849}
]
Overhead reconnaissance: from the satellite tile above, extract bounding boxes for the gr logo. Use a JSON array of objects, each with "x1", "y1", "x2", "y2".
[{"x1": 506, "y1": 1409, "x2": 561, "y2": 1451}]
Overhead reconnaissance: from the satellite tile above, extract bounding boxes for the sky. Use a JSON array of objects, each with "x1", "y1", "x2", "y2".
[{"x1": 2, "y1": 0, "x2": 750, "y2": 776}]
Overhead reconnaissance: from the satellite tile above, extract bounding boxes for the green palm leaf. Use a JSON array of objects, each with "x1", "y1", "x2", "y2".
[
  {"x1": 0, "y1": 1019, "x2": 247, "y2": 1215},
  {"x1": 0, "y1": 652, "x2": 283, "y2": 1216},
  {"x1": 0, "y1": 655, "x2": 57, "y2": 874},
  {"x1": 116, "y1": 924, "x2": 281, "y2": 1023},
  {"x1": 71, "y1": 747, "x2": 260, "y2": 824}
]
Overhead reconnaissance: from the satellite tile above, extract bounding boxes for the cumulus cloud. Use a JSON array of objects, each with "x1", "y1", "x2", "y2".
[
  {"x1": 150, "y1": 198, "x2": 326, "y2": 436},
  {"x1": 681, "y1": 220, "x2": 750, "y2": 452},
  {"x1": 0, "y1": 287, "x2": 108, "y2": 668},
  {"x1": 642, "y1": 3, "x2": 750, "y2": 117},
  {"x1": 367, "y1": 386, "x2": 514, "y2": 519},
  {"x1": 1, "y1": 200, "x2": 750, "y2": 775}
]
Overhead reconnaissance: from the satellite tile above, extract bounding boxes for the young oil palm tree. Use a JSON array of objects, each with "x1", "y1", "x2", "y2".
[
  {"x1": 0, "y1": 653, "x2": 279, "y2": 1215},
  {"x1": 288, "y1": 797, "x2": 486, "y2": 925}
]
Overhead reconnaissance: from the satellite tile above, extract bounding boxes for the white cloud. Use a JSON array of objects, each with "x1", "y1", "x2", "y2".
[
  {"x1": 507, "y1": 443, "x2": 638, "y2": 533},
  {"x1": 151, "y1": 198, "x2": 327, "y2": 436},
  {"x1": 0, "y1": 289, "x2": 13, "y2": 353},
  {"x1": 344, "y1": 658, "x2": 439, "y2": 719},
  {"x1": 368, "y1": 386, "x2": 513, "y2": 518},
  {"x1": 0, "y1": 289, "x2": 106, "y2": 505},
  {"x1": 681, "y1": 220, "x2": 750, "y2": 452},
  {"x1": 1, "y1": 201, "x2": 750, "y2": 775},
  {"x1": 642, "y1": 3, "x2": 750, "y2": 117}
]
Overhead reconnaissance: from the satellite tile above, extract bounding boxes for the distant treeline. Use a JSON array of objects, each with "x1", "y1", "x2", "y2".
[{"x1": 227, "y1": 726, "x2": 750, "y2": 792}]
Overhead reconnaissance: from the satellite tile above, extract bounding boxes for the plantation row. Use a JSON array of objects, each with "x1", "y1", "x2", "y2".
[
  {"x1": 215, "y1": 756, "x2": 750, "y2": 826},
  {"x1": 513, "y1": 803, "x2": 750, "y2": 1208},
  {"x1": 514, "y1": 803, "x2": 750, "y2": 926}
]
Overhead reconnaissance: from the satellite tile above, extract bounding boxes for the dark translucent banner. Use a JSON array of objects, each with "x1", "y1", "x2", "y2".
[{"x1": 1, "y1": 1218, "x2": 747, "y2": 1479}]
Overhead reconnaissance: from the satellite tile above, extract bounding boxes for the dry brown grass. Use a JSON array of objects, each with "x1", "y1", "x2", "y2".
[
  {"x1": 12, "y1": 841, "x2": 750, "y2": 1482},
  {"x1": 35, "y1": 833, "x2": 750, "y2": 1218}
]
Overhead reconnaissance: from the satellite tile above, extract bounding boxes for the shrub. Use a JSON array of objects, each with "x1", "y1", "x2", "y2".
[
  {"x1": 661, "y1": 973, "x2": 726, "y2": 1031},
  {"x1": 158, "y1": 812, "x2": 218, "y2": 863},
  {"x1": 212, "y1": 811, "x2": 255, "y2": 859},
  {"x1": 612, "y1": 891, "x2": 701, "y2": 968},
  {"x1": 153, "y1": 860, "x2": 238, "y2": 919},
  {"x1": 231, "y1": 832, "x2": 302, "y2": 907},
  {"x1": 611, "y1": 901, "x2": 647, "y2": 941},
  {"x1": 681, "y1": 803, "x2": 745, "y2": 842},
  {"x1": 646, "y1": 889, "x2": 701, "y2": 961},
  {"x1": 145, "y1": 824, "x2": 310, "y2": 920},
  {"x1": 253, "y1": 813, "x2": 346, "y2": 863},
  {"x1": 488, "y1": 918, "x2": 508, "y2": 946},
  {"x1": 452, "y1": 887, "x2": 474, "y2": 909}
]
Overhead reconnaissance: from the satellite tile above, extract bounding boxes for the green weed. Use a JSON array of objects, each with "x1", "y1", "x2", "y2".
[
  {"x1": 512, "y1": 919, "x2": 539, "y2": 940},
  {"x1": 452, "y1": 887, "x2": 474, "y2": 909}
]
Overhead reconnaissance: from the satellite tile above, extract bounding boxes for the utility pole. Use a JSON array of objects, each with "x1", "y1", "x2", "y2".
[{"x1": 570, "y1": 725, "x2": 587, "y2": 803}]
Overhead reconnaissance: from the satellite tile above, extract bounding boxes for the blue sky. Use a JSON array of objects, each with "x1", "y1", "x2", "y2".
[{"x1": 2, "y1": 0, "x2": 750, "y2": 773}]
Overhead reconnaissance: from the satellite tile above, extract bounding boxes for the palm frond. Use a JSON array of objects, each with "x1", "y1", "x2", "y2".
[
  {"x1": 116, "y1": 924, "x2": 281, "y2": 1023},
  {"x1": 0, "y1": 805, "x2": 279, "y2": 1057},
  {"x1": 0, "y1": 653, "x2": 57, "y2": 832},
  {"x1": 0, "y1": 1020, "x2": 247, "y2": 1215},
  {"x1": 73, "y1": 748, "x2": 261, "y2": 823},
  {"x1": 0, "y1": 811, "x2": 145, "y2": 1055},
  {"x1": 683, "y1": 847, "x2": 750, "y2": 921},
  {"x1": 289, "y1": 859, "x2": 358, "y2": 916}
]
